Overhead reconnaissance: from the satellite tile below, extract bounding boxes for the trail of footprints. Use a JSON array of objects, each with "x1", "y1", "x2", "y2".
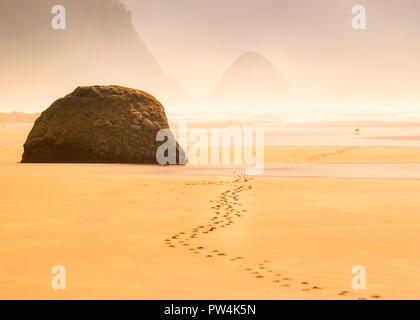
[
  {"x1": 308, "y1": 147, "x2": 356, "y2": 164},
  {"x1": 164, "y1": 174, "x2": 382, "y2": 300}
]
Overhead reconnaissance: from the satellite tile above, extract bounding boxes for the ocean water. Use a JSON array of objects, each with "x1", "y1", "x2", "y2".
[
  {"x1": 169, "y1": 101, "x2": 420, "y2": 124},
  {"x1": 168, "y1": 102, "x2": 420, "y2": 147}
]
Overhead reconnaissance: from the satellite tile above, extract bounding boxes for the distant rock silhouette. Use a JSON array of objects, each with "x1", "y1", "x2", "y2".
[
  {"x1": 22, "y1": 86, "x2": 185, "y2": 163},
  {"x1": 0, "y1": 0, "x2": 188, "y2": 111},
  {"x1": 209, "y1": 52, "x2": 291, "y2": 110}
]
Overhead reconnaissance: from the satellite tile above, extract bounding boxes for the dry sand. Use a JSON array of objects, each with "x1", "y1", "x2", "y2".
[{"x1": 0, "y1": 124, "x2": 419, "y2": 299}]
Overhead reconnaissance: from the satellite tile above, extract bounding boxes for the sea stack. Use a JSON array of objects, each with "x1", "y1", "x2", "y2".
[
  {"x1": 209, "y1": 52, "x2": 291, "y2": 110},
  {"x1": 21, "y1": 86, "x2": 185, "y2": 164}
]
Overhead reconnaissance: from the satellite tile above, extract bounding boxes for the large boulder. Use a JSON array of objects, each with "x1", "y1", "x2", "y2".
[{"x1": 21, "y1": 86, "x2": 184, "y2": 164}]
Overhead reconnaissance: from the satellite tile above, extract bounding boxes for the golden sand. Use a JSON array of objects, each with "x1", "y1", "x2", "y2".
[{"x1": 0, "y1": 125, "x2": 419, "y2": 299}]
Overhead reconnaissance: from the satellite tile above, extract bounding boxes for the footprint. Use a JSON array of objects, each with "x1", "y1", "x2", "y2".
[{"x1": 165, "y1": 176, "x2": 261, "y2": 284}]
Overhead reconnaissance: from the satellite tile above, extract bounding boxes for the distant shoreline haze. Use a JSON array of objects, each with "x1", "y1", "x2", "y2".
[
  {"x1": 0, "y1": 112, "x2": 40, "y2": 124},
  {"x1": 4, "y1": 108, "x2": 420, "y2": 126}
]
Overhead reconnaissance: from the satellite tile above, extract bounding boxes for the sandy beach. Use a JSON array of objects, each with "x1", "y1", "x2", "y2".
[
  {"x1": 3, "y1": 0, "x2": 420, "y2": 305},
  {"x1": 1, "y1": 124, "x2": 420, "y2": 299}
]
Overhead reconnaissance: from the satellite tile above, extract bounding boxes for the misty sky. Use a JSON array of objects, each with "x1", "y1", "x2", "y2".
[
  {"x1": 122, "y1": 0, "x2": 420, "y2": 102},
  {"x1": 1, "y1": 0, "x2": 420, "y2": 113}
]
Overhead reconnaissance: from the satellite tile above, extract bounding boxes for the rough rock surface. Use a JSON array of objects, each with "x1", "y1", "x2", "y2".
[{"x1": 22, "y1": 86, "x2": 184, "y2": 164}]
